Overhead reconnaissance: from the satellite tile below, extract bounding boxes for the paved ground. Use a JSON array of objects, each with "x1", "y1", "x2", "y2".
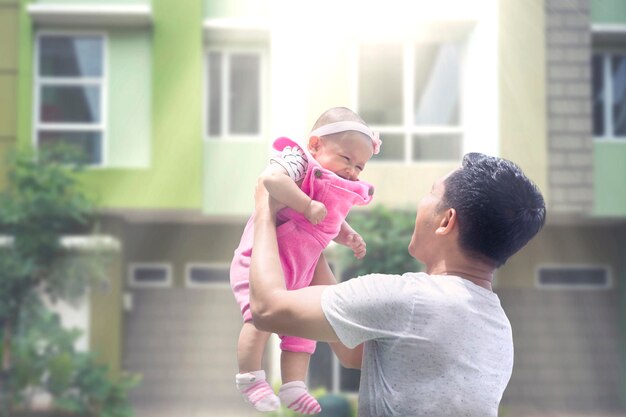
[
  {"x1": 504, "y1": 411, "x2": 626, "y2": 417},
  {"x1": 132, "y1": 407, "x2": 626, "y2": 417},
  {"x1": 13, "y1": 408, "x2": 626, "y2": 417},
  {"x1": 133, "y1": 405, "x2": 264, "y2": 417}
]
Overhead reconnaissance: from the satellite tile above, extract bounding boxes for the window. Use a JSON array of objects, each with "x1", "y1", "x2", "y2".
[
  {"x1": 593, "y1": 50, "x2": 626, "y2": 140},
  {"x1": 358, "y1": 41, "x2": 464, "y2": 162},
  {"x1": 309, "y1": 342, "x2": 361, "y2": 394},
  {"x1": 128, "y1": 263, "x2": 172, "y2": 288},
  {"x1": 206, "y1": 49, "x2": 262, "y2": 139},
  {"x1": 185, "y1": 263, "x2": 229, "y2": 288},
  {"x1": 35, "y1": 33, "x2": 106, "y2": 165},
  {"x1": 537, "y1": 265, "x2": 611, "y2": 289}
]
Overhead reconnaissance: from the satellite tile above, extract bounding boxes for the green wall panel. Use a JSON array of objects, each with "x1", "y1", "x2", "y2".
[
  {"x1": 80, "y1": 0, "x2": 203, "y2": 209},
  {"x1": 17, "y1": 0, "x2": 33, "y2": 149},
  {"x1": 144, "y1": 0, "x2": 203, "y2": 207},
  {"x1": 203, "y1": 141, "x2": 266, "y2": 216},
  {"x1": 18, "y1": 0, "x2": 202, "y2": 209},
  {"x1": 0, "y1": 76, "x2": 17, "y2": 137},
  {"x1": 594, "y1": 142, "x2": 626, "y2": 216},
  {"x1": 203, "y1": 0, "x2": 270, "y2": 19},
  {"x1": 107, "y1": 30, "x2": 151, "y2": 168},
  {"x1": 592, "y1": 0, "x2": 626, "y2": 24},
  {"x1": 0, "y1": 7, "x2": 18, "y2": 70},
  {"x1": 0, "y1": 3, "x2": 18, "y2": 141},
  {"x1": 35, "y1": 0, "x2": 148, "y2": 4}
]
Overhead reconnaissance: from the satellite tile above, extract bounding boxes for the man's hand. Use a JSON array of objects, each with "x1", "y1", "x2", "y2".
[
  {"x1": 255, "y1": 178, "x2": 285, "y2": 216},
  {"x1": 304, "y1": 199, "x2": 327, "y2": 225}
]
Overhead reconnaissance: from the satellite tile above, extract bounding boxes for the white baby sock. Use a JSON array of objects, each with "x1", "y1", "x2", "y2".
[
  {"x1": 278, "y1": 380, "x2": 321, "y2": 415},
  {"x1": 235, "y1": 370, "x2": 280, "y2": 412}
]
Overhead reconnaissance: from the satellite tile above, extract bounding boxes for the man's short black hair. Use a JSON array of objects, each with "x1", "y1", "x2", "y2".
[{"x1": 442, "y1": 152, "x2": 546, "y2": 267}]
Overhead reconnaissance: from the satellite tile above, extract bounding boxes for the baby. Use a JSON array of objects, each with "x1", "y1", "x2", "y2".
[{"x1": 230, "y1": 107, "x2": 380, "y2": 414}]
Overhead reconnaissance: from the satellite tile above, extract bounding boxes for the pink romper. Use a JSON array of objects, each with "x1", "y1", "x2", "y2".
[{"x1": 230, "y1": 137, "x2": 374, "y2": 354}]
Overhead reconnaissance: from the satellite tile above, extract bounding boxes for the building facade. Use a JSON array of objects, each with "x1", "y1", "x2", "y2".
[{"x1": 2, "y1": 0, "x2": 625, "y2": 415}]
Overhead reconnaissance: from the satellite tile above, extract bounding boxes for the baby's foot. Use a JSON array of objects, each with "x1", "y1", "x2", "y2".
[
  {"x1": 278, "y1": 381, "x2": 321, "y2": 414},
  {"x1": 236, "y1": 370, "x2": 280, "y2": 412}
]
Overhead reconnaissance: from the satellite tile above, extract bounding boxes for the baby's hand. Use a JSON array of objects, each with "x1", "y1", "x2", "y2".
[
  {"x1": 304, "y1": 200, "x2": 327, "y2": 225},
  {"x1": 335, "y1": 232, "x2": 367, "y2": 259},
  {"x1": 345, "y1": 233, "x2": 367, "y2": 259}
]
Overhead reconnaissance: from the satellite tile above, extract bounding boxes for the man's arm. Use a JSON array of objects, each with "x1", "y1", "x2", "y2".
[
  {"x1": 309, "y1": 254, "x2": 364, "y2": 369},
  {"x1": 249, "y1": 182, "x2": 339, "y2": 342}
]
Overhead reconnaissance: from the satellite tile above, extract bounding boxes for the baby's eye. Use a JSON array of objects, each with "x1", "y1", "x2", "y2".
[
  {"x1": 356, "y1": 165, "x2": 363, "y2": 171},
  {"x1": 341, "y1": 155, "x2": 350, "y2": 162}
]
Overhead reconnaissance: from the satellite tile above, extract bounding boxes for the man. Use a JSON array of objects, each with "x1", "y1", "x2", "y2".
[{"x1": 249, "y1": 152, "x2": 546, "y2": 416}]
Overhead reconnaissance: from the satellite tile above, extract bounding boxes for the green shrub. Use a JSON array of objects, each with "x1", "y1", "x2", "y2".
[
  {"x1": 341, "y1": 205, "x2": 422, "y2": 277},
  {"x1": 3, "y1": 306, "x2": 139, "y2": 417}
]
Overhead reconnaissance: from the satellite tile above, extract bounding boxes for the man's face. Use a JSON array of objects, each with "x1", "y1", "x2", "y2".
[{"x1": 408, "y1": 173, "x2": 451, "y2": 262}]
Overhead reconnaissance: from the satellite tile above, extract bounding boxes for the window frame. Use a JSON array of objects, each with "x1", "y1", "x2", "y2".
[
  {"x1": 127, "y1": 262, "x2": 173, "y2": 288},
  {"x1": 353, "y1": 40, "x2": 465, "y2": 164},
  {"x1": 184, "y1": 262, "x2": 230, "y2": 289},
  {"x1": 203, "y1": 46, "x2": 266, "y2": 141},
  {"x1": 593, "y1": 46, "x2": 626, "y2": 142},
  {"x1": 33, "y1": 30, "x2": 108, "y2": 167},
  {"x1": 535, "y1": 264, "x2": 613, "y2": 290}
]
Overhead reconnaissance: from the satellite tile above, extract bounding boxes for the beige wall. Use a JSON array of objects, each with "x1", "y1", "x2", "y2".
[
  {"x1": 497, "y1": 225, "x2": 624, "y2": 288},
  {"x1": 499, "y1": 0, "x2": 548, "y2": 198},
  {"x1": 89, "y1": 218, "x2": 247, "y2": 374},
  {"x1": 122, "y1": 222, "x2": 244, "y2": 287},
  {"x1": 90, "y1": 251, "x2": 123, "y2": 376},
  {"x1": 360, "y1": 163, "x2": 459, "y2": 210},
  {"x1": 0, "y1": 0, "x2": 19, "y2": 188}
]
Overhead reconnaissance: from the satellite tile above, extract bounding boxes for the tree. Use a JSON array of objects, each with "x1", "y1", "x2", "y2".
[
  {"x1": 0, "y1": 147, "x2": 110, "y2": 414},
  {"x1": 339, "y1": 205, "x2": 423, "y2": 278}
]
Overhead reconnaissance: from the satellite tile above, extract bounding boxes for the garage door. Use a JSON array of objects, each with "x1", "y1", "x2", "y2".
[
  {"x1": 498, "y1": 288, "x2": 624, "y2": 413},
  {"x1": 123, "y1": 264, "x2": 251, "y2": 417}
]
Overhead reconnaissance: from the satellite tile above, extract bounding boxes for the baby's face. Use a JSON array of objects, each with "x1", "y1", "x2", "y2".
[{"x1": 309, "y1": 132, "x2": 374, "y2": 181}]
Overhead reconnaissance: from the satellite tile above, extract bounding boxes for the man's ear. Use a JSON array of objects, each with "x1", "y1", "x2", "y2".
[
  {"x1": 308, "y1": 136, "x2": 321, "y2": 154},
  {"x1": 435, "y1": 208, "x2": 457, "y2": 236}
]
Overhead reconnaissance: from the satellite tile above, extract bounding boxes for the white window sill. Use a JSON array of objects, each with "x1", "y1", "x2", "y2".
[{"x1": 28, "y1": 4, "x2": 152, "y2": 28}]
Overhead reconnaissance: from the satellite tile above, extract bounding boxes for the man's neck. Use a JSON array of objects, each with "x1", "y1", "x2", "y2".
[{"x1": 426, "y1": 259, "x2": 495, "y2": 291}]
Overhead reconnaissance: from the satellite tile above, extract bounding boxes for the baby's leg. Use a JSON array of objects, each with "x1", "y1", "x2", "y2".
[
  {"x1": 238, "y1": 321, "x2": 270, "y2": 372},
  {"x1": 280, "y1": 350, "x2": 311, "y2": 383},
  {"x1": 235, "y1": 322, "x2": 280, "y2": 412},
  {"x1": 278, "y1": 351, "x2": 321, "y2": 414}
]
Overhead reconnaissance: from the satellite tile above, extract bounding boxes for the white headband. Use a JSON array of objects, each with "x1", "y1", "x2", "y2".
[{"x1": 310, "y1": 121, "x2": 382, "y2": 154}]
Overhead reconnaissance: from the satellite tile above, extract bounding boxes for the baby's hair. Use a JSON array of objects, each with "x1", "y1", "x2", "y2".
[{"x1": 311, "y1": 107, "x2": 367, "y2": 131}]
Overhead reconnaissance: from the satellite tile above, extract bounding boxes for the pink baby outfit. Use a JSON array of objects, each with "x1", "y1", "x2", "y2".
[{"x1": 230, "y1": 137, "x2": 374, "y2": 354}]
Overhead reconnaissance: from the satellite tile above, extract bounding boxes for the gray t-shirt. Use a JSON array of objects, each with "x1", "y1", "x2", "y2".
[{"x1": 321, "y1": 272, "x2": 513, "y2": 417}]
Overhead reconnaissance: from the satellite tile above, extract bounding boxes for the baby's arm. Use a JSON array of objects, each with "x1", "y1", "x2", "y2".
[
  {"x1": 334, "y1": 221, "x2": 366, "y2": 259},
  {"x1": 259, "y1": 163, "x2": 327, "y2": 224}
]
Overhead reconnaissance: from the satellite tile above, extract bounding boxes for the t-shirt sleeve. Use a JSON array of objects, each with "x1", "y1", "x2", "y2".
[
  {"x1": 270, "y1": 145, "x2": 308, "y2": 182},
  {"x1": 321, "y1": 274, "x2": 413, "y2": 348}
]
